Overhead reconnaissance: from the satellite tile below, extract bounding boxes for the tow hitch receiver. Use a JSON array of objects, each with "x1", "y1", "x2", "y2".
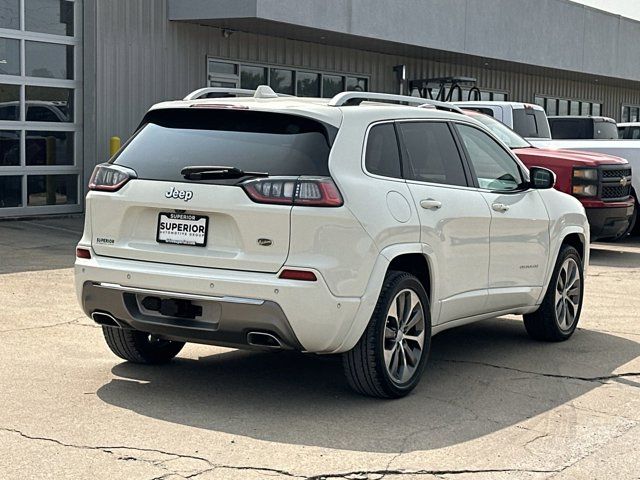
[{"x1": 141, "y1": 296, "x2": 203, "y2": 319}]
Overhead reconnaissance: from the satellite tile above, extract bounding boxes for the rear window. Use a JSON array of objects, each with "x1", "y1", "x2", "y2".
[
  {"x1": 549, "y1": 118, "x2": 618, "y2": 140},
  {"x1": 112, "y1": 109, "x2": 336, "y2": 183},
  {"x1": 513, "y1": 109, "x2": 551, "y2": 139},
  {"x1": 593, "y1": 120, "x2": 618, "y2": 139},
  {"x1": 550, "y1": 118, "x2": 592, "y2": 139}
]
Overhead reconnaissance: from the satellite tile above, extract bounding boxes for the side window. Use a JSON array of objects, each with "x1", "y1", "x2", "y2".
[
  {"x1": 456, "y1": 124, "x2": 523, "y2": 191},
  {"x1": 365, "y1": 123, "x2": 402, "y2": 178},
  {"x1": 398, "y1": 122, "x2": 467, "y2": 186}
]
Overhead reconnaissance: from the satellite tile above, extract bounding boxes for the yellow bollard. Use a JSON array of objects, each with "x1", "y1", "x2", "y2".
[{"x1": 109, "y1": 136, "x2": 121, "y2": 157}]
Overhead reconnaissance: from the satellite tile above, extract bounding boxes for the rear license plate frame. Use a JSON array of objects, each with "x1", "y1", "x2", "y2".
[{"x1": 156, "y1": 212, "x2": 209, "y2": 247}]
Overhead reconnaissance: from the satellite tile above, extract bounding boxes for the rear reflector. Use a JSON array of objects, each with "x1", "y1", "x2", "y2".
[
  {"x1": 278, "y1": 269, "x2": 317, "y2": 281},
  {"x1": 76, "y1": 248, "x2": 91, "y2": 259}
]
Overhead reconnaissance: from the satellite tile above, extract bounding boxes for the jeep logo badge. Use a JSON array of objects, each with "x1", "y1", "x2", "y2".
[{"x1": 165, "y1": 186, "x2": 193, "y2": 202}]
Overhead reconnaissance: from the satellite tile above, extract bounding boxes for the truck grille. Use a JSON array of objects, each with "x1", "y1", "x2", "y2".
[
  {"x1": 601, "y1": 167, "x2": 632, "y2": 201},
  {"x1": 603, "y1": 168, "x2": 632, "y2": 179},
  {"x1": 602, "y1": 184, "x2": 632, "y2": 199}
]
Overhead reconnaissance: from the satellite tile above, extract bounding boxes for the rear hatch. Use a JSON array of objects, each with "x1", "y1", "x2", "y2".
[{"x1": 89, "y1": 107, "x2": 337, "y2": 273}]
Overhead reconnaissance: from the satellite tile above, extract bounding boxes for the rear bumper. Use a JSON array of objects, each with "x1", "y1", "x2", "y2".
[
  {"x1": 75, "y1": 252, "x2": 361, "y2": 353},
  {"x1": 585, "y1": 205, "x2": 634, "y2": 240}
]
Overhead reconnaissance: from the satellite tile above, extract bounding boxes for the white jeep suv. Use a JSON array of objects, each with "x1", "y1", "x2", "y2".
[{"x1": 75, "y1": 87, "x2": 589, "y2": 398}]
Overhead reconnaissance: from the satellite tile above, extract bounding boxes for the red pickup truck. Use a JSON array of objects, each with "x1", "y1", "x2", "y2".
[{"x1": 466, "y1": 110, "x2": 635, "y2": 241}]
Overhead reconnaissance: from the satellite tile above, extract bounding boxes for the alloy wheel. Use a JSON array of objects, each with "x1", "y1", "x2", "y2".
[
  {"x1": 383, "y1": 289, "x2": 426, "y2": 384},
  {"x1": 554, "y1": 257, "x2": 581, "y2": 331}
]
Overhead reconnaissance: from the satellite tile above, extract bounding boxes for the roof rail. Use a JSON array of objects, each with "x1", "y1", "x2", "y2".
[
  {"x1": 184, "y1": 87, "x2": 256, "y2": 101},
  {"x1": 418, "y1": 101, "x2": 464, "y2": 114},
  {"x1": 328, "y1": 92, "x2": 429, "y2": 107},
  {"x1": 328, "y1": 91, "x2": 464, "y2": 114},
  {"x1": 184, "y1": 85, "x2": 290, "y2": 101}
]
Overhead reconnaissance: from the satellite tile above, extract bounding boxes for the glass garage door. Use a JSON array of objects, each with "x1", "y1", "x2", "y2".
[{"x1": 0, "y1": 0, "x2": 82, "y2": 217}]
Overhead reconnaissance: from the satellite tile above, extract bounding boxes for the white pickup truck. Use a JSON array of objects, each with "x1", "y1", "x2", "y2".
[{"x1": 455, "y1": 102, "x2": 640, "y2": 236}]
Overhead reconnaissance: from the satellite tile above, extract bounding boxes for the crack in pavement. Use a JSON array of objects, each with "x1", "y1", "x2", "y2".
[
  {"x1": 434, "y1": 358, "x2": 640, "y2": 385},
  {"x1": 544, "y1": 422, "x2": 639, "y2": 479},
  {"x1": 305, "y1": 467, "x2": 560, "y2": 479},
  {"x1": 1, "y1": 427, "x2": 305, "y2": 479},
  {"x1": 0, "y1": 317, "x2": 83, "y2": 333}
]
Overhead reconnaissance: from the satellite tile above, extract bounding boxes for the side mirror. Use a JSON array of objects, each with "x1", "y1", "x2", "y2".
[{"x1": 529, "y1": 167, "x2": 555, "y2": 189}]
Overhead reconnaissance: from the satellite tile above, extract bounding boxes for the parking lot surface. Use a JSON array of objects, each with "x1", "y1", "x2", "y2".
[{"x1": 1, "y1": 216, "x2": 639, "y2": 479}]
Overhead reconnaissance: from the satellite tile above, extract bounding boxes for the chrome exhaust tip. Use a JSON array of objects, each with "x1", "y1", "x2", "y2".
[
  {"x1": 246, "y1": 331, "x2": 284, "y2": 349},
  {"x1": 91, "y1": 312, "x2": 124, "y2": 328}
]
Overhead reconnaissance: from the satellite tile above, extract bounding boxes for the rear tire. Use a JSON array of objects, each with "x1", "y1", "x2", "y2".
[
  {"x1": 523, "y1": 245, "x2": 583, "y2": 342},
  {"x1": 343, "y1": 271, "x2": 431, "y2": 398},
  {"x1": 102, "y1": 326, "x2": 185, "y2": 364}
]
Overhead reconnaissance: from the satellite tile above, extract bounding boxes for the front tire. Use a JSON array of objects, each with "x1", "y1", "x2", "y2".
[
  {"x1": 523, "y1": 245, "x2": 584, "y2": 342},
  {"x1": 343, "y1": 271, "x2": 431, "y2": 398},
  {"x1": 102, "y1": 326, "x2": 185, "y2": 364}
]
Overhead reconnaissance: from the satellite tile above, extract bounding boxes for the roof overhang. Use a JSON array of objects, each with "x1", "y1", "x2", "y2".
[{"x1": 168, "y1": 0, "x2": 640, "y2": 87}]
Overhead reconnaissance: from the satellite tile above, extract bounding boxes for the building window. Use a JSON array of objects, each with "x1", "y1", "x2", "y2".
[
  {"x1": 296, "y1": 71, "x2": 320, "y2": 97},
  {"x1": 430, "y1": 87, "x2": 507, "y2": 102},
  {"x1": 25, "y1": 0, "x2": 74, "y2": 37},
  {"x1": 322, "y1": 75, "x2": 344, "y2": 98},
  {"x1": 621, "y1": 105, "x2": 640, "y2": 123},
  {"x1": 240, "y1": 65, "x2": 266, "y2": 90},
  {"x1": 535, "y1": 95, "x2": 602, "y2": 117},
  {"x1": 346, "y1": 76, "x2": 368, "y2": 92},
  {"x1": 206, "y1": 57, "x2": 369, "y2": 98},
  {"x1": 269, "y1": 68, "x2": 294, "y2": 95},
  {"x1": 0, "y1": 37, "x2": 21, "y2": 76},
  {"x1": 0, "y1": 0, "x2": 81, "y2": 217},
  {"x1": 0, "y1": 0, "x2": 20, "y2": 30}
]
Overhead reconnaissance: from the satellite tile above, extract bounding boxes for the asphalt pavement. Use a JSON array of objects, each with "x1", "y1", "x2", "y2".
[{"x1": 1, "y1": 216, "x2": 639, "y2": 479}]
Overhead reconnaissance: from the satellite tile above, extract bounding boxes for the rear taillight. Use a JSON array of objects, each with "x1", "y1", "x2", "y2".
[
  {"x1": 89, "y1": 164, "x2": 137, "y2": 192},
  {"x1": 76, "y1": 247, "x2": 91, "y2": 259},
  {"x1": 242, "y1": 177, "x2": 343, "y2": 207}
]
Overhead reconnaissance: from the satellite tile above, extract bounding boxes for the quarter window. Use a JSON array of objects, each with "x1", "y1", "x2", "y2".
[
  {"x1": 456, "y1": 124, "x2": 523, "y2": 191},
  {"x1": 365, "y1": 123, "x2": 401, "y2": 179},
  {"x1": 398, "y1": 122, "x2": 467, "y2": 187}
]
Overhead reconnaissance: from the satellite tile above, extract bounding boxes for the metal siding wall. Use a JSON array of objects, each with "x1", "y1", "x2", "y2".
[{"x1": 93, "y1": 0, "x2": 640, "y2": 166}]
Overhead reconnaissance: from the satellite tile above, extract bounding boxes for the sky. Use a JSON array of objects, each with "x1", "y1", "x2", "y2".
[{"x1": 569, "y1": 0, "x2": 640, "y2": 21}]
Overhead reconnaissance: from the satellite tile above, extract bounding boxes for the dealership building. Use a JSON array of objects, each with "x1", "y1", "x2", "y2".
[{"x1": 1, "y1": 0, "x2": 640, "y2": 218}]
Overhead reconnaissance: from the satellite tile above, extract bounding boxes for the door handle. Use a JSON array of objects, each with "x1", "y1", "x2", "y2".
[
  {"x1": 492, "y1": 203, "x2": 510, "y2": 212},
  {"x1": 420, "y1": 199, "x2": 442, "y2": 210}
]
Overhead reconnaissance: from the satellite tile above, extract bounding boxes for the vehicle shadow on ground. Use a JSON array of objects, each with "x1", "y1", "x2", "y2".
[{"x1": 97, "y1": 317, "x2": 639, "y2": 453}]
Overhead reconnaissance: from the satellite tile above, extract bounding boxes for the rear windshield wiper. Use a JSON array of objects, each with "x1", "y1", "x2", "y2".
[{"x1": 181, "y1": 166, "x2": 269, "y2": 180}]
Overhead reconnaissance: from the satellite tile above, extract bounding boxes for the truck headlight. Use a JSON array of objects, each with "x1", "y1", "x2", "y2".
[
  {"x1": 572, "y1": 184, "x2": 598, "y2": 196},
  {"x1": 572, "y1": 167, "x2": 598, "y2": 197}
]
